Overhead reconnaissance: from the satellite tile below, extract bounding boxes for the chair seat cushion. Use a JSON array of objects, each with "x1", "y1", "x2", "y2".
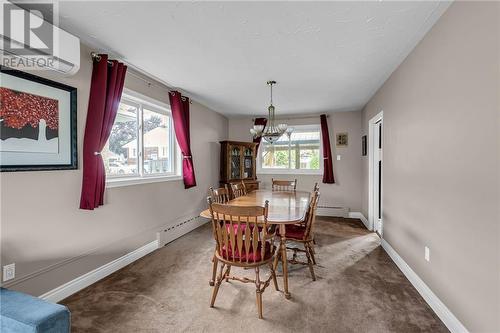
[
  {"x1": 279, "y1": 224, "x2": 307, "y2": 240},
  {"x1": 221, "y1": 241, "x2": 273, "y2": 262}
]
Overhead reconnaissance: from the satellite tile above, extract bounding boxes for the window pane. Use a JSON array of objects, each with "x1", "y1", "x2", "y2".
[
  {"x1": 261, "y1": 142, "x2": 290, "y2": 168},
  {"x1": 260, "y1": 127, "x2": 321, "y2": 171},
  {"x1": 103, "y1": 102, "x2": 139, "y2": 176},
  {"x1": 299, "y1": 147, "x2": 320, "y2": 169},
  {"x1": 291, "y1": 131, "x2": 320, "y2": 170},
  {"x1": 143, "y1": 108, "x2": 171, "y2": 174}
]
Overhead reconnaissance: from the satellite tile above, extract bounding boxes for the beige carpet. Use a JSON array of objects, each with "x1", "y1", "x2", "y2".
[{"x1": 62, "y1": 217, "x2": 448, "y2": 332}]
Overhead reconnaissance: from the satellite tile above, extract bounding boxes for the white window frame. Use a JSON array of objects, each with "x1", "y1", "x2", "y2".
[
  {"x1": 257, "y1": 124, "x2": 323, "y2": 175},
  {"x1": 106, "y1": 89, "x2": 182, "y2": 188}
]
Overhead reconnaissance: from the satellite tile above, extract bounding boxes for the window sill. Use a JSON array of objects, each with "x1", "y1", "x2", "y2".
[
  {"x1": 106, "y1": 175, "x2": 183, "y2": 188},
  {"x1": 257, "y1": 169, "x2": 323, "y2": 176}
]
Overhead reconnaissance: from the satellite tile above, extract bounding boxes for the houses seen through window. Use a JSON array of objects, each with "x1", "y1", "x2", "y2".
[
  {"x1": 143, "y1": 108, "x2": 171, "y2": 174},
  {"x1": 102, "y1": 93, "x2": 177, "y2": 179}
]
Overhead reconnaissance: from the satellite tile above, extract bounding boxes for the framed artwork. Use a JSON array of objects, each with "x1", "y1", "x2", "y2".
[
  {"x1": 336, "y1": 132, "x2": 348, "y2": 147},
  {"x1": 0, "y1": 66, "x2": 77, "y2": 171},
  {"x1": 362, "y1": 135, "x2": 367, "y2": 156}
]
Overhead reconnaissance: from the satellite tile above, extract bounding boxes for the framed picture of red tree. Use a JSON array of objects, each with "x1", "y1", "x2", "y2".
[{"x1": 0, "y1": 66, "x2": 77, "y2": 171}]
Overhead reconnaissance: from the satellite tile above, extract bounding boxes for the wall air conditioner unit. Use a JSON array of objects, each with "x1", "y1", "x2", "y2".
[{"x1": 0, "y1": 2, "x2": 80, "y2": 75}]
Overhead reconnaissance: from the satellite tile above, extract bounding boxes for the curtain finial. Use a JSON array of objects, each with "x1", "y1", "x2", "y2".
[{"x1": 90, "y1": 52, "x2": 101, "y2": 62}]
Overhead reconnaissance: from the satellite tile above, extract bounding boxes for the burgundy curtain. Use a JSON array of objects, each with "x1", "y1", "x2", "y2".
[
  {"x1": 169, "y1": 91, "x2": 197, "y2": 189},
  {"x1": 253, "y1": 117, "x2": 267, "y2": 153},
  {"x1": 80, "y1": 54, "x2": 127, "y2": 210},
  {"x1": 320, "y1": 114, "x2": 335, "y2": 184}
]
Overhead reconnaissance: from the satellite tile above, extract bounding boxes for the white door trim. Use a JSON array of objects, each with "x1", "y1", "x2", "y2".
[{"x1": 368, "y1": 110, "x2": 383, "y2": 232}]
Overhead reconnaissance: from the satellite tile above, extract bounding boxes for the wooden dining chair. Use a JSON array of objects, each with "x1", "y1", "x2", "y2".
[
  {"x1": 310, "y1": 183, "x2": 320, "y2": 245},
  {"x1": 207, "y1": 198, "x2": 279, "y2": 319},
  {"x1": 209, "y1": 185, "x2": 230, "y2": 204},
  {"x1": 295, "y1": 184, "x2": 319, "y2": 228},
  {"x1": 280, "y1": 190, "x2": 320, "y2": 281},
  {"x1": 272, "y1": 178, "x2": 297, "y2": 191},
  {"x1": 230, "y1": 181, "x2": 247, "y2": 198},
  {"x1": 208, "y1": 186, "x2": 231, "y2": 286}
]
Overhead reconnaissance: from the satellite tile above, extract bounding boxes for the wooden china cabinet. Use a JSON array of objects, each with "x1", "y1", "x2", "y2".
[{"x1": 219, "y1": 140, "x2": 259, "y2": 196}]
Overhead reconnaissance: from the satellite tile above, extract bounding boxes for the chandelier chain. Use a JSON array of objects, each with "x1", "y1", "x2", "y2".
[{"x1": 270, "y1": 82, "x2": 273, "y2": 105}]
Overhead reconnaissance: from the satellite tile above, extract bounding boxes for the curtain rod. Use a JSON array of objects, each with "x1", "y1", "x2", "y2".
[{"x1": 90, "y1": 52, "x2": 192, "y2": 103}]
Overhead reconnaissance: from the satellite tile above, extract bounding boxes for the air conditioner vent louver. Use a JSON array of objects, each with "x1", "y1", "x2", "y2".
[{"x1": 156, "y1": 216, "x2": 207, "y2": 247}]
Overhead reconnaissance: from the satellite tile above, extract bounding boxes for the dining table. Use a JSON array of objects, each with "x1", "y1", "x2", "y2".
[{"x1": 199, "y1": 189, "x2": 311, "y2": 299}]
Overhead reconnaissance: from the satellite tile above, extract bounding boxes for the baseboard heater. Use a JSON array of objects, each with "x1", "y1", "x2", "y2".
[
  {"x1": 156, "y1": 215, "x2": 208, "y2": 247},
  {"x1": 316, "y1": 205, "x2": 348, "y2": 218}
]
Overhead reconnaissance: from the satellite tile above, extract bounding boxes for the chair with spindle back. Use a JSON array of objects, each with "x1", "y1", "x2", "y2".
[
  {"x1": 272, "y1": 178, "x2": 297, "y2": 191},
  {"x1": 208, "y1": 186, "x2": 231, "y2": 286},
  {"x1": 207, "y1": 198, "x2": 279, "y2": 319},
  {"x1": 310, "y1": 183, "x2": 320, "y2": 246},
  {"x1": 280, "y1": 190, "x2": 320, "y2": 281},
  {"x1": 209, "y1": 185, "x2": 230, "y2": 204},
  {"x1": 230, "y1": 181, "x2": 247, "y2": 198},
  {"x1": 296, "y1": 183, "x2": 320, "y2": 228}
]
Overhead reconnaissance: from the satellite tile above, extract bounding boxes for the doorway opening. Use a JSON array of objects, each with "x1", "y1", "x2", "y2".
[{"x1": 368, "y1": 111, "x2": 383, "y2": 236}]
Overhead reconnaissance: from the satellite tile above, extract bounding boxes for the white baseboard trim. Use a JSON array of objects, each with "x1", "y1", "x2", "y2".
[
  {"x1": 39, "y1": 240, "x2": 159, "y2": 303},
  {"x1": 348, "y1": 212, "x2": 370, "y2": 230},
  {"x1": 381, "y1": 239, "x2": 469, "y2": 333}
]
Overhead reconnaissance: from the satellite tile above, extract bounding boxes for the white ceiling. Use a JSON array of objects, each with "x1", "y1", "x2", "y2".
[{"x1": 57, "y1": 1, "x2": 451, "y2": 117}]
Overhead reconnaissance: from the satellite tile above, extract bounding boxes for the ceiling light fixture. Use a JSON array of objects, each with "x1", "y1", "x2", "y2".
[{"x1": 250, "y1": 80, "x2": 287, "y2": 144}]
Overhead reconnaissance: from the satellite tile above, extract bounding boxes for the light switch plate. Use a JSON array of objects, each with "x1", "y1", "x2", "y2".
[
  {"x1": 337, "y1": 155, "x2": 341, "y2": 161},
  {"x1": 3, "y1": 263, "x2": 15, "y2": 281},
  {"x1": 424, "y1": 247, "x2": 430, "y2": 262}
]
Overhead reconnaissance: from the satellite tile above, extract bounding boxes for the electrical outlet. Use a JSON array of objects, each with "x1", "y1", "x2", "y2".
[
  {"x1": 424, "y1": 246, "x2": 430, "y2": 262},
  {"x1": 3, "y1": 263, "x2": 15, "y2": 281}
]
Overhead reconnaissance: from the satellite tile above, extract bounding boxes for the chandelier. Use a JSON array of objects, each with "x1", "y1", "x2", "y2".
[{"x1": 250, "y1": 80, "x2": 288, "y2": 144}]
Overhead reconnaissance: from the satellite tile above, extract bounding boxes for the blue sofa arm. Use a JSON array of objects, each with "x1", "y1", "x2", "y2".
[{"x1": 0, "y1": 288, "x2": 70, "y2": 333}]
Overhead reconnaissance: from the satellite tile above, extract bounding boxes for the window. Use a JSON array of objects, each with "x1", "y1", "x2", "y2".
[
  {"x1": 102, "y1": 91, "x2": 179, "y2": 184},
  {"x1": 258, "y1": 125, "x2": 322, "y2": 174}
]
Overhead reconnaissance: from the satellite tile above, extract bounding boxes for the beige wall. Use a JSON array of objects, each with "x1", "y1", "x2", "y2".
[
  {"x1": 229, "y1": 111, "x2": 363, "y2": 212},
  {"x1": 361, "y1": 2, "x2": 500, "y2": 332},
  {"x1": 0, "y1": 44, "x2": 228, "y2": 296}
]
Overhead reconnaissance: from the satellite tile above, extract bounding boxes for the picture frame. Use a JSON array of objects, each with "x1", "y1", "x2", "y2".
[
  {"x1": 336, "y1": 132, "x2": 348, "y2": 147},
  {"x1": 362, "y1": 135, "x2": 367, "y2": 156},
  {"x1": 0, "y1": 66, "x2": 77, "y2": 172}
]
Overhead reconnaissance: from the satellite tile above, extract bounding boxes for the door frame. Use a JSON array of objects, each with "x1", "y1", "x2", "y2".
[{"x1": 368, "y1": 110, "x2": 383, "y2": 234}]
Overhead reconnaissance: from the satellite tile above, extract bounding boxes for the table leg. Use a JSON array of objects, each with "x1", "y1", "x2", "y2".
[{"x1": 279, "y1": 224, "x2": 291, "y2": 299}]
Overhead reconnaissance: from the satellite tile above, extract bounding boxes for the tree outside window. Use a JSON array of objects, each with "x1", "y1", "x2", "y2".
[{"x1": 260, "y1": 125, "x2": 321, "y2": 172}]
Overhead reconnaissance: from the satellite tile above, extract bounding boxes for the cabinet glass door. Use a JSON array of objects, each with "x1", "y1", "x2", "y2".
[
  {"x1": 230, "y1": 146, "x2": 241, "y2": 179},
  {"x1": 243, "y1": 147, "x2": 253, "y2": 179}
]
